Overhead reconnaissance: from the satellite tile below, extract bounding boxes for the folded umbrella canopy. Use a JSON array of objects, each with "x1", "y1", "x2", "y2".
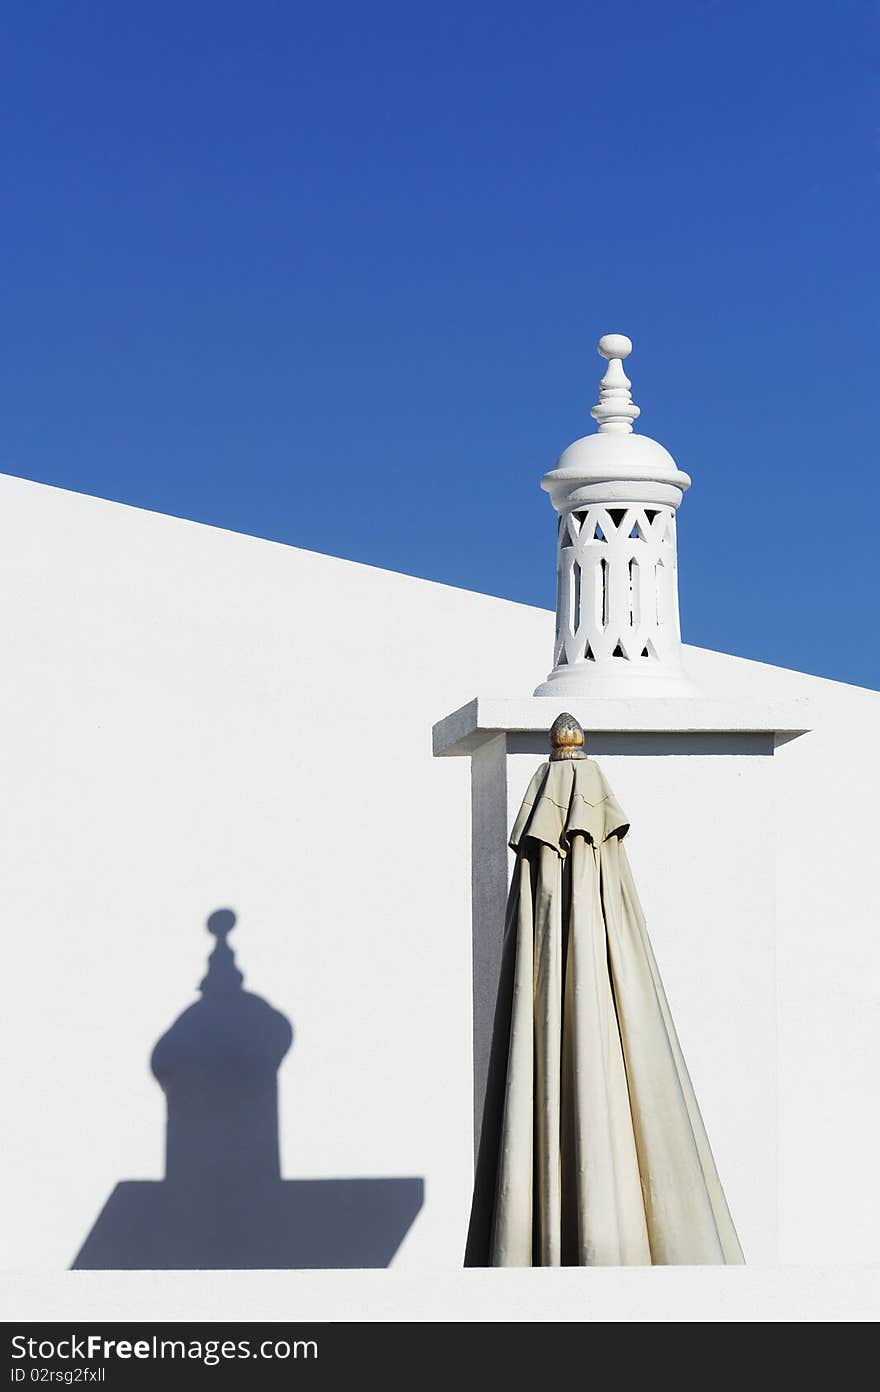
[{"x1": 465, "y1": 713, "x2": 744, "y2": 1267}]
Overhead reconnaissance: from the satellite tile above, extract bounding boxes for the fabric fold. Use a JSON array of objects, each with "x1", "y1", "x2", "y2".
[
  {"x1": 465, "y1": 757, "x2": 744, "y2": 1268},
  {"x1": 509, "y1": 758, "x2": 630, "y2": 855}
]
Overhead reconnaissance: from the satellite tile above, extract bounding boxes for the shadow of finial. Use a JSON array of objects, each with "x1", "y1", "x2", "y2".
[{"x1": 200, "y1": 908, "x2": 244, "y2": 994}]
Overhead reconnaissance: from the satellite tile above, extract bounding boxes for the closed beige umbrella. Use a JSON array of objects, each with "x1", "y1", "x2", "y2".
[{"x1": 465, "y1": 713, "x2": 744, "y2": 1267}]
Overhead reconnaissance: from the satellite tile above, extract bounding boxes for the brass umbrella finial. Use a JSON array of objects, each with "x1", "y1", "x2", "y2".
[{"x1": 549, "y1": 712, "x2": 587, "y2": 761}]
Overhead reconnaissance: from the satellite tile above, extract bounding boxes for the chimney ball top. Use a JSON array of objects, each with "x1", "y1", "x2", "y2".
[{"x1": 597, "y1": 333, "x2": 632, "y2": 361}]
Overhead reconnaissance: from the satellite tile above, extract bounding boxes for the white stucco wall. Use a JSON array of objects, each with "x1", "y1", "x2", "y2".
[
  {"x1": 0, "y1": 472, "x2": 548, "y2": 1275},
  {"x1": 0, "y1": 472, "x2": 877, "y2": 1313},
  {"x1": 683, "y1": 646, "x2": 880, "y2": 1268}
]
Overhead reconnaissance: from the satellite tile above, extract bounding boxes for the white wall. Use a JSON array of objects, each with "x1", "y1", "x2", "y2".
[
  {"x1": 0, "y1": 472, "x2": 547, "y2": 1273},
  {"x1": 684, "y1": 647, "x2": 880, "y2": 1266},
  {"x1": 0, "y1": 472, "x2": 877, "y2": 1288}
]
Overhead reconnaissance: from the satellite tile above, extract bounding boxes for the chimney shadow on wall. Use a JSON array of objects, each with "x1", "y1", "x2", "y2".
[{"x1": 72, "y1": 909, "x2": 423, "y2": 1270}]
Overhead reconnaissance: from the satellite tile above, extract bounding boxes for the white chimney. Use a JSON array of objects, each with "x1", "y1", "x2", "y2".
[{"x1": 534, "y1": 334, "x2": 696, "y2": 698}]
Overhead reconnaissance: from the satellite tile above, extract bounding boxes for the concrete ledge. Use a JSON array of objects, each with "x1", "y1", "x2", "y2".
[
  {"x1": 433, "y1": 696, "x2": 812, "y2": 757},
  {"x1": 2, "y1": 1267, "x2": 875, "y2": 1323}
]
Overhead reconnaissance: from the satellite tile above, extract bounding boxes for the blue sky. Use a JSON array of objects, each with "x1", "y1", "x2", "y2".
[{"x1": 2, "y1": 1, "x2": 877, "y2": 687}]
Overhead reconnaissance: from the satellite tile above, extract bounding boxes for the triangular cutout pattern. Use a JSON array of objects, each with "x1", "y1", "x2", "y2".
[
  {"x1": 551, "y1": 502, "x2": 678, "y2": 680},
  {"x1": 635, "y1": 513, "x2": 652, "y2": 541}
]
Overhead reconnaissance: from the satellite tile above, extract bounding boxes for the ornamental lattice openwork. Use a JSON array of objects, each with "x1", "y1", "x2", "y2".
[
  {"x1": 553, "y1": 503, "x2": 680, "y2": 668},
  {"x1": 535, "y1": 334, "x2": 695, "y2": 699}
]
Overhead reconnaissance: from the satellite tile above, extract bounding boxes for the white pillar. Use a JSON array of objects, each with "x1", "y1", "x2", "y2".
[{"x1": 535, "y1": 334, "x2": 695, "y2": 698}]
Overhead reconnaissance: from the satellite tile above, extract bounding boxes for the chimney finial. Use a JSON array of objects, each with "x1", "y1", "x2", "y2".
[{"x1": 591, "y1": 334, "x2": 639, "y2": 434}]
